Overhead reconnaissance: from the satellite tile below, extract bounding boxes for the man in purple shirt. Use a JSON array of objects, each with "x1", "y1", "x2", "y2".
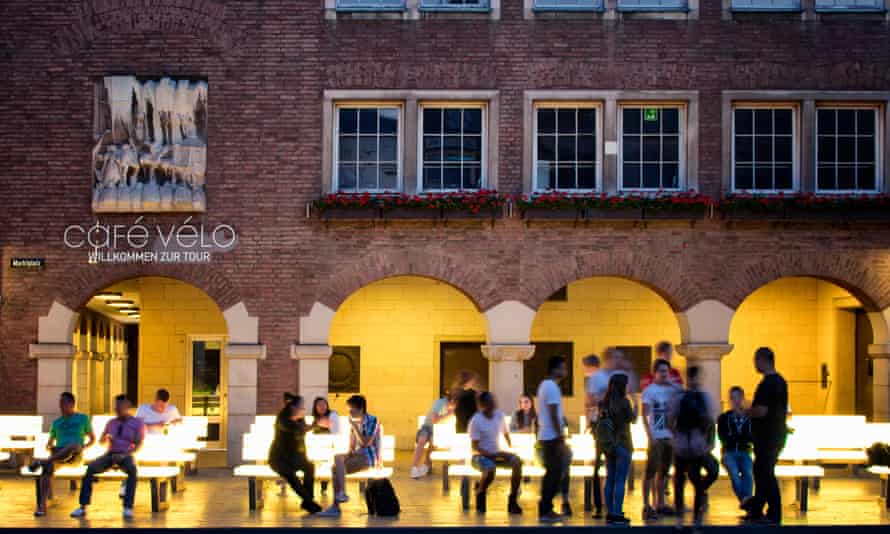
[{"x1": 71, "y1": 395, "x2": 145, "y2": 519}]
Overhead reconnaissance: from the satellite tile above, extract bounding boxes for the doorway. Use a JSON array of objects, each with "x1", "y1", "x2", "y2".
[
  {"x1": 855, "y1": 310, "x2": 874, "y2": 420},
  {"x1": 189, "y1": 338, "x2": 227, "y2": 449}
]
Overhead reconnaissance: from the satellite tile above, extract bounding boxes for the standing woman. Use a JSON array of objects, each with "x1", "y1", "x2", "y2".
[
  {"x1": 268, "y1": 395, "x2": 322, "y2": 514},
  {"x1": 597, "y1": 373, "x2": 636, "y2": 525},
  {"x1": 510, "y1": 393, "x2": 538, "y2": 434}
]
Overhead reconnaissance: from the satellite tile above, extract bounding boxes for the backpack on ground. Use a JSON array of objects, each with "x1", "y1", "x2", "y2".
[
  {"x1": 867, "y1": 442, "x2": 890, "y2": 467},
  {"x1": 364, "y1": 478, "x2": 400, "y2": 517}
]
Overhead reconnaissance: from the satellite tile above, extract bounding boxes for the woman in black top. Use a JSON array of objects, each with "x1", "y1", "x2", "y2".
[{"x1": 268, "y1": 395, "x2": 321, "y2": 514}]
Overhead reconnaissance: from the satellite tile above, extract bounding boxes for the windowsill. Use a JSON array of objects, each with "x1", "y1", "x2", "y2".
[
  {"x1": 730, "y1": 8, "x2": 803, "y2": 13},
  {"x1": 418, "y1": 7, "x2": 493, "y2": 13},
  {"x1": 532, "y1": 7, "x2": 605, "y2": 12},
  {"x1": 335, "y1": 7, "x2": 408, "y2": 12},
  {"x1": 814, "y1": 8, "x2": 886, "y2": 14},
  {"x1": 616, "y1": 7, "x2": 690, "y2": 13}
]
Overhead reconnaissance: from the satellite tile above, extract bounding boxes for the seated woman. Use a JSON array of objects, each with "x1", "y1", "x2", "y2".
[
  {"x1": 470, "y1": 391, "x2": 523, "y2": 515},
  {"x1": 310, "y1": 397, "x2": 341, "y2": 493},
  {"x1": 268, "y1": 395, "x2": 321, "y2": 515},
  {"x1": 412, "y1": 392, "x2": 455, "y2": 479},
  {"x1": 318, "y1": 395, "x2": 381, "y2": 518},
  {"x1": 510, "y1": 393, "x2": 537, "y2": 434}
]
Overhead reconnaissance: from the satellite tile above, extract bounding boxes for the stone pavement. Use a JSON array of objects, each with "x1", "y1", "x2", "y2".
[{"x1": 0, "y1": 453, "x2": 887, "y2": 528}]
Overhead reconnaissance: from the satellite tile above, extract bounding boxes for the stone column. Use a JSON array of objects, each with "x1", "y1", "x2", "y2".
[
  {"x1": 481, "y1": 345, "x2": 536, "y2": 413},
  {"x1": 675, "y1": 343, "x2": 734, "y2": 417},
  {"x1": 29, "y1": 343, "x2": 76, "y2": 431},
  {"x1": 225, "y1": 343, "x2": 266, "y2": 465},
  {"x1": 291, "y1": 344, "x2": 333, "y2": 403},
  {"x1": 868, "y1": 344, "x2": 890, "y2": 422}
]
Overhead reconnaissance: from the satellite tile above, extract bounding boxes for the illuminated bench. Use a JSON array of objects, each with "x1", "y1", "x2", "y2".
[
  {"x1": 0, "y1": 416, "x2": 44, "y2": 465},
  {"x1": 20, "y1": 464, "x2": 180, "y2": 512},
  {"x1": 786, "y1": 416, "x2": 869, "y2": 465},
  {"x1": 867, "y1": 466, "x2": 890, "y2": 511},
  {"x1": 233, "y1": 428, "x2": 396, "y2": 511}
]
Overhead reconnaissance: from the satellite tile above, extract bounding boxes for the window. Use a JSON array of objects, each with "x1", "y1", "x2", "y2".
[
  {"x1": 534, "y1": 105, "x2": 600, "y2": 191},
  {"x1": 816, "y1": 107, "x2": 879, "y2": 192},
  {"x1": 732, "y1": 106, "x2": 796, "y2": 192},
  {"x1": 534, "y1": 0, "x2": 604, "y2": 9},
  {"x1": 335, "y1": 105, "x2": 401, "y2": 192},
  {"x1": 421, "y1": 0, "x2": 491, "y2": 10},
  {"x1": 731, "y1": 0, "x2": 801, "y2": 10},
  {"x1": 420, "y1": 105, "x2": 485, "y2": 191},
  {"x1": 617, "y1": 0, "x2": 688, "y2": 10},
  {"x1": 619, "y1": 105, "x2": 683, "y2": 190},
  {"x1": 336, "y1": 0, "x2": 406, "y2": 9},
  {"x1": 815, "y1": 0, "x2": 883, "y2": 10},
  {"x1": 330, "y1": 346, "x2": 361, "y2": 393},
  {"x1": 524, "y1": 342, "x2": 574, "y2": 396},
  {"x1": 615, "y1": 346, "x2": 653, "y2": 384}
]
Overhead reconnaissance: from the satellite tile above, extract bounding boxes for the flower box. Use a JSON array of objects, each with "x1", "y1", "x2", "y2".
[
  {"x1": 721, "y1": 193, "x2": 890, "y2": 222},
  {"x1": 846, "y1": 207, "x2": 890, "y2": 221},
  {"x1": 643, "y1": 207, "x2": 709, "y2": 221},
  {"x1": 586, "y1": 208, "x2": 643, "y2": 220},
  {"x1": 383, "y1": 207, "x2": 442, "y2": 220},
  {"x1": 522, "y1": 207, "x2": 584, "y2": 220},
  {"x1": 319, "y1": 207, "x2": 380, "y2": 220},
  {"x1": 443, "y1": 207, "x2": 504, "y2": 220}
]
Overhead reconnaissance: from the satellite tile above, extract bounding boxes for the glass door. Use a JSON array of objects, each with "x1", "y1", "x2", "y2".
[{"x1": 190, "y1": 339, "x2": 226, "y2": 449}]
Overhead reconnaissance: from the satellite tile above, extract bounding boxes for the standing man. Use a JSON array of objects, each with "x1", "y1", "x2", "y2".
[
  {"x1": 640, "y1": 341, "x2": 683, "y2": 391},
  {"x1": 135, "y1": 388, "x2": 182, "y2": 435},
  {"x1": 29, "y1": 392, "x2": 95, "y2": 517},
  {"x1": 742, "y1": 347, "x2": 788, "y2": 525},
  {"x1": 71, "y1": 394, "x2": 145, "y2": 519},
  {"x1": 641, "y1": 359, "x2": 681, "y2": 520},
  {"x1": 582, "y1": 354, "x2": 604, "y2": 518},
  {"x1": 537, "y1": 356, "x2": 569, "y2": 523}
]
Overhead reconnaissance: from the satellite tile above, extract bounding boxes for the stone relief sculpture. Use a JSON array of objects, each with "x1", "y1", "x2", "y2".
[{"x1": 92, "y1": 76, "x2": 208, "y2": 213}]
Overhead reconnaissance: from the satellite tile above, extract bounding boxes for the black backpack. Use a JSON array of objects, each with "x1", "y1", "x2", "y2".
[
  {"x1": 676, "y1": 390, "x2": 708, "y2": 433},
  {"x1": 365, "y1": 478, "x2": 400, "y2": 517},
  {"x1": 867, "y1": 442, "x2": 890, "y2": 467}
]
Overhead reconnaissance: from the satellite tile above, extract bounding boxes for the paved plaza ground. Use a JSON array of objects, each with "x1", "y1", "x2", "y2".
[{"x1": 0, "y1": 453, "x2": 887, "y2": 529}]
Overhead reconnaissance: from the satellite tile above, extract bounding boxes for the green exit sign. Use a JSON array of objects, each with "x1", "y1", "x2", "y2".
[{"x1": 644, "y1": 108, "x2": 659, "y2": 122}]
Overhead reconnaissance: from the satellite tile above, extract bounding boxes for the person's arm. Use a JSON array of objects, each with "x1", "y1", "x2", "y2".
[
  {"x1": 717, "y1": 413, "x2": 728, "y2": 444},
  {"x1": 502, "y1": 419, "x2": 512, "y2": 449},
  {"x1": 167, "y1": 406, "x2": 183, "y2": 425},
  {"x1": 641, "y1": 402, "x2": 653, "y2": 440},
  {"x1": 130, "y1": 423, "x2": 145, "y2": 455},
  {"x1": 84, "y1": 430, "x2": 96, "y2": 448}
]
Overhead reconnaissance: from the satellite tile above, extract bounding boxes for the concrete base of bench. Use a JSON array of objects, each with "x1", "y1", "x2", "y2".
[
  {"x1": 867, "y1": 466, "x2": 890, "y2": 510},
  {"x1": 21, "y1": 465, "x2": 179, "y2": 513},
  {"x1": 448, "y1": 465, "x2": 595, "y2": 512},
  {"x1": 233, "y1": 464, "x2": 393, "y2": 511}
]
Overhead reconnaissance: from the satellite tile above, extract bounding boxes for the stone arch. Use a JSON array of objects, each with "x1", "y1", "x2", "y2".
[
  {"x1": 521, "y1": 251, "x2": 693, "y2": 312},
  {"x1": 314, "y1": 250, "x2": 503, "y2": 314}
]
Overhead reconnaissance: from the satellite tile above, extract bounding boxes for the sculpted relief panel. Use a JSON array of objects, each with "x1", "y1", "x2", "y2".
[{"x1": 93, "y1": 76, "x2": 208, "y2": 213}]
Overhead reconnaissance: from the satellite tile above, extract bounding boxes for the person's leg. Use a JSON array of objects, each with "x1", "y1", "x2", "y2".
[
  {"x1": 78, "y1": 454, "x2": 114, "y2": 508},
  {"x1": 539, "y1": 439, "x2": 560, "y2": 517},
  {"x1": 672, "y1": 456, "x2": 688, "y2": 516},
  {"x1": 612, "y1": 446, "x2": 631, "y2": 519},
  {"x1": 300, "y1": 456, "x2": 316, "y2": 504},
  {"x1": 592, "y1": 445, "x2": 604, "y2": 515},
  {"x1": 603, "y1": 452, "x2": 617, "y2": 516},
  {"x1": 762, "y1": 448, "x2": 781, "y2": 523},
  {"x1": 642, "y1": 449, "x2": 654, "y2": 512},
  {"x1": 747, "y1": 446, "x2": 769, "y2": 517},
  {"x1": 412, "y1": 431, "x2": 429, "y2": 469},
  {"x1": 332, "y1": 454, "x2": 347, "y2": 500},
  {"x1": 657, "y1": 441, "x2": 674, "y2": 512},
  {"x1": 686, "y1": 457, "x2": 705, "y2": 523},
  {"x1": 739, "y1": 452, "x2": 754, "y2": 501},
  {"x1": 560, "y1": 447, "x2": 572, "y2": 500},
  {"x1": 723, "y1": 452, "x2": 744, "y2": 501},
  {"x1": 120, "y1": 456, "x2": 138, "y2": 510},
  {"x1": 271, "y1": 460, "x2": 308, "y2": 501},
  {"x1": 36, "y1": 460, "x2": 57, "y2": 512}
]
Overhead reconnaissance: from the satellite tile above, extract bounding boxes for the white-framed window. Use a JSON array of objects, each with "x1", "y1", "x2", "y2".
[
  {"x1": 336, "y1": 0, "x2": 406, "y2": 10},
  {"x1": 334, "y1": 104, "x2": 402, "y2": 193},
  {"x1": 419, "y1": 104, "x2": 486, "y2": 192},
  {"x1": 731, "y1": 105, "x2": 797, "y2": 192},
  {"x1": 617, "y1": 0, "x2": 688, "y2": 10},
  {"x1": 731, "y1": 0, "x2": 800, "y2": 10},
  {"x1": 816, "y1": 106, "x2": 880, "y2": 193},
  {"x1": 619, "y1": 104, "x2": 684, "y2": 191},
  {"x1": 534, "y1": 0, "x2": 604, "y2": 9},
  {"x1": 815, "y1": 0, "x2": 883, "y2": 11},
  {"x1": 420, "y1": 0, "x2": 491, "y2": 10},
  {"x1": 533, "y1": 103, "x2": 601, "y2": 192}
]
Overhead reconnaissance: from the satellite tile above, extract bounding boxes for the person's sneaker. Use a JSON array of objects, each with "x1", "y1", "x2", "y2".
[
  {"x1": 592, "y1": 508, "x2": 604, "y2": 519},
  {"x1": 539, "y1": 511, "x2": 562, "y2": 523},
  {"x1": 739, "y1": 512, "x2": 764, "y2": 523},
  {"x1": 643, "y1": 505, "x2": 659, "y2": 521},
  {"x1": 508, "y1": 497, "x2": 523, "y2": 515},
  {"x1": 419, "y1": 464, "x2": 430, "y2": 477},
  {"x1": 334, "y1": 492, "x2": 349, "y2": 504},
  {"x1": 70, "y1": 507, "x2": 87, "y2": 518},
  {"x1": 27, "y1": 461, "x2": 41, "y2": 473},
  {"x1": 561, "y1": 502, "x2": 572, "y2": 517},
  {"x1": 410, "y1": 466, "x2": 423, "y2": 479},
  {"x1": 607, "y1": 514, "x2": 631, "y2": 525},
  {"x1": 301, "y1": 501, "x2": 322, "y2": 514},
  {"x1": 317, "y1": 505, "x2": 341, "y2": 518},
  {"x1": 122, "y1": 508, "x2": 134, "y2": 520},
  {"x1": 658, "y1": 505, "x2": 676, "y2": 516},
  {"x1": 475, "y1": 490, "x2": 486, "y2": 514},
  {"x1": 33, "y1": 509, "x2": 46, "y2": 517},
  {"x1": 119, "y1": 482, "x2": 127, "y2": 498}
]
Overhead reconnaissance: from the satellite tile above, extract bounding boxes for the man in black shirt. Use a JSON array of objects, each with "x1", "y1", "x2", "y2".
[{"x1": 742, "y1": 347, "x2": 788, "y2": 525}]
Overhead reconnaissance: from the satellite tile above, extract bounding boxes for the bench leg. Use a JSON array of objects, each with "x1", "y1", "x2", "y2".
[
  {"x1": 880, "y1": 478, "x2": 886, "y2": 499},
  {"x1": 172, "y1": 469, "x2": 186, "y2": 493},
  {"x1": 813, "y1": 476, "x2": 821, "y2": 494},
  {"x1": 443, "y1": 461, "x2": 450, "y2": 494},
  {"x1": 583, "y1": 476, "x2": 592, "y2": 512},
  {"x1": 460, "y1": 476, "x2": 470, "y2": 511},
  {"x1": 248, "y1": 478, "x2": 265, "y2": 511},
  {"x1": 359, "y1": 480, "x2": 367, "y2": 494},
  {"x1": 884, "y1": 477, "x2": 889, "y2": 510},
  {"x1": 799, "y1": 477, "x2": 809, "y2": 513},
  {"x1": 68, "y1": 480, "x2": 77, "y2": 492},
  {"x1": 627, "y1": 463, "x2": 635, "y2": 493},
  {"x1": 150, "y1": 478, "x2": 170, "y2": 513}
]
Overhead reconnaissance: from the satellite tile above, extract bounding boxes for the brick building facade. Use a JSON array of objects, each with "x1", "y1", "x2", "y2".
[{"x1": 3, "y1": 0, "x2": 890, "y2": 460}]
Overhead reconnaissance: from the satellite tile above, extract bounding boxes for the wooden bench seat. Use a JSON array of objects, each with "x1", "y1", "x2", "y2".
[{"x1": 20, "y1": 465, "x2": 179, "y2": 512}]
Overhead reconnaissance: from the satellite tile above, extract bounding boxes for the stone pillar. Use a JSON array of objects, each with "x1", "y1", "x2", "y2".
[
  {"x1": 225, "y1": 343, "x2": 266, "y2": 465},
  {"x1": 675, "y1": 343, "x2": 734, "y2": 417},
  {"x1": 29, "y1": 343, "x2": 76, "y2": 431},
  {"x1": 481, "y1": 345, "x2": 536, "y2": 413},
  {"x1": 868, "y1": 344, "x2": 890, "y2": 422},
  {"x1": 291, "y1": 344, "x2": 333, "y2": 403}
]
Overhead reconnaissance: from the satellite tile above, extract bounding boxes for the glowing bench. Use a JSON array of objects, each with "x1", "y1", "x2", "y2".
[
  {"x1": 233, "y1": 429, "x2": 395, "y2": 511},
  {"x1": 0, "y1": 416, "x2": 44, "y2": 464},
  {"x1": 20, "y1": 464, "x2": 179, "y2": 512}
]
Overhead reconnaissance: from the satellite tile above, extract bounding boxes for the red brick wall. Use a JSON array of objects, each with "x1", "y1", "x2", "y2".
[{"x1": 3, "y1": 1, "x2": 890, "y2": 413}]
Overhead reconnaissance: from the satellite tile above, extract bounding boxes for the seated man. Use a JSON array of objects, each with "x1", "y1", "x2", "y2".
[
  {"x1": 135, "y1": 388, "x2": 182, "y2": 435},
  {"x1": 29, "y1": 392, "x2": 96, "y2": 517},
  {"x1": 469, "y1": 391, "x2": 522, "y2": 515},
  {"x1": 318, "y1": 395, "x2": 380, "y2": 518},
  {"x1": 71, "y1": 394, "x2": 145, "y2": 520}
]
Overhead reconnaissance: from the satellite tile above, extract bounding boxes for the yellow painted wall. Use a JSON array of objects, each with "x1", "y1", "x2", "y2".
[
  {"x1": 134, "y1": 277, "x2": 227, "y2": 411},
  {"x1": 329, "y1": 276, "x2": 487, "y2": 446},
  {"x1": 531, "y1": 277, "x2": 682, "y2": 426},
  {"x1": 724, "y1": 278, "x2": 858, "y2": 414}
]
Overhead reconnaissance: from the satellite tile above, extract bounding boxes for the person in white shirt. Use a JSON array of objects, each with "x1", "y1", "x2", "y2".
[
  {"x1": 641, "y1": 359, "x2": 682, "y2": 520},
  {"x1": 537, "y1": 355, "x2": 570, "y2": 523},
  {"x1": 135, "y1": 389, "x2": 181, "y2": 435},
  {"x1": 469, "y1": 392, "x2": 522, "y2": 515}
]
